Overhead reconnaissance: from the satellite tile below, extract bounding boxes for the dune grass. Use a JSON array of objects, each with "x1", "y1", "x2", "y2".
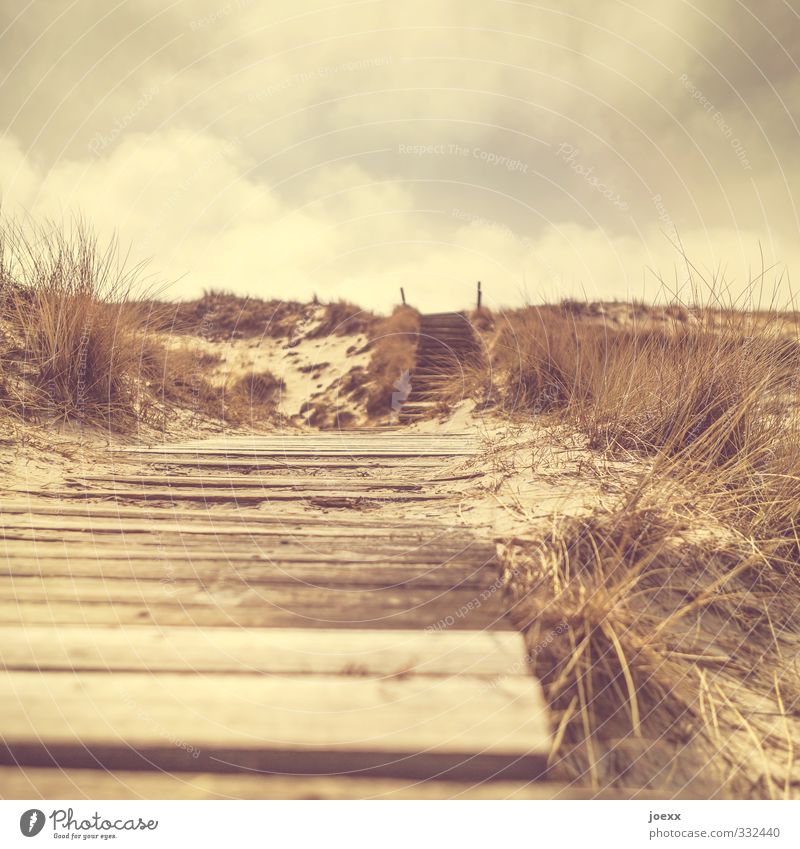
[
  {"x1": 306, "y1": 299, "x2": 375, "y2": 339},
  {"x1": 485, "y1": 300, "x2": 799, "y2": 466},
  {"x1": 364, "y1": 305, "x2": 420, "y2": 416},
  {"x1": 480, "y1": 284, "x2": 800, "y2": 797},
  {"x1": 503, "y1": 440, "x2": 800, "y2": 796},
  {"x1": 0, "y1": 218, "x2": 165, "y2": 430},
  {"x1": 148, "y1": 290, "x2": 310, "y2": 339}
]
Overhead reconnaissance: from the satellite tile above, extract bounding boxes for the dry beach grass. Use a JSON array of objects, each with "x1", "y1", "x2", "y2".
[{"x1": 462, "y1": 295, "x2": 800, "y2": 797}]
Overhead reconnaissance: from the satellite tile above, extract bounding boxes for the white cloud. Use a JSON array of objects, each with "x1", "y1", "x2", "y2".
[{"x1": 1, "y1": 1, "x2": 797, "y2": 311}]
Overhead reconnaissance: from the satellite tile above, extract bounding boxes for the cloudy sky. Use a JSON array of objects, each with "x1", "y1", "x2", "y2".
[{"x1": 1, "y1": 0, "x2": 798, "y2": 311}]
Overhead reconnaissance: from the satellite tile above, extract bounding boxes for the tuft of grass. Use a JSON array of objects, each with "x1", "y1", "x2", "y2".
[
  {"x1": 490, "y1": 306, "x2": 601, "y2": 414},
  {"x1": 485, "y1": 300, "x2": 799, "y2": 467},
  {"x1": 580, "y1": 323, "x2": 799, "y2": 467},
  {"x1": 503, "y1": 479, "x2": 800, "y2": 797},
  {"x1": 364, "y1": 305, "x2": 420, "y2": 416},
  {"x1": 470, "y1": 306, "x2": 495, "y2": 332},
  {"x1": 148, "y1": 357, "x2": 286, "y2": 426},
  {"x1": 491, "y1": 279, "x2": 800, "y2": 797},
  {"x1": 0, "y1": 217, "x2": 164, "y2": 430},
  {"x1": 148, "y1": 290, "x2": 310, "y2": 340},
  {"x1": 306, "y1": 300, "x2": 375, "y2": 339},
  {"x1": 230, "y1": 369, "x2": 285, "y2": 407}
]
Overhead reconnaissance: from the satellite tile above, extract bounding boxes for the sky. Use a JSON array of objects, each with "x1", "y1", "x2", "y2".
[{"x1": 1, "y1": 0, "x2": 799, "y2": 312}]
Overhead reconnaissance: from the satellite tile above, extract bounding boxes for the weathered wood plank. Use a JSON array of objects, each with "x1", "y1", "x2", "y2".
[
  {"x1": 0, "y1": 766, "x2": 584, "y2": 800},
  {"x1": 118, "y1": 441, "x2": 475, "y2": 450},
  {"x1": 0, "y1": 578, "x2": 511, "y2": 630},
  {"x1": 112, "y1": 446, "x2": 477, "y2": 457},
  {"x1": 0, "y1": 626, "x2": 526, "y2": 677},
  {"x1": 0, "y1": 517, "x2": 475, "y2": 539},
  {"x1": 0, "y1": 671, "x2": 549, "y2": 779},
  {"x1": 0, "y1": 536, "x2": 491, "y2": 561},
  {"x1": 0, "y1": 558, "x2": 494, "y2": 591},
  {"x1": 0, "y1": 603, "x2": 510, "y2": 630},
  {"x1": 120, "y1": 435, "x2": 472, "y2": 445},
  {"x1": 109, "y1": 458, "x2": 451, "y2": 470},
  {"x1": 0, "y1": 534, "x2": 487, "y2": 560},
  {"x1": 0, "y1": 501, "x2": 486, "y2": 530},
  {"x1": 70, "y1": 475, "x2": 465, "y2": 489},
  {"x1": 10, "y1": 488, "x2": 451, "y2": 504}
]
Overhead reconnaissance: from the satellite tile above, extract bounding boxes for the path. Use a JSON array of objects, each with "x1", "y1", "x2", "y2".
[
  {"x1": 400, "y1": 313, "x2": 481, "y2": 422},
  {"x1": 0, "y1": 431, "x2": 551, "y2": 799}
]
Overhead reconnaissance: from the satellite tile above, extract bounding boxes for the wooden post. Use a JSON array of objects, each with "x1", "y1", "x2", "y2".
[
  {"x1": 400, "y1": 287, "x2": 406, "y2": 305},
  {"x1": 476, "y1": 281, "x2": 482, "y2": 310}
]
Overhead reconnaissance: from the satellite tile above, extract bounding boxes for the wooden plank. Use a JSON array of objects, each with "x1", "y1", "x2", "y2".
[
  {"x1": 0, "y1": 510, "x2": 493, "y2": 546},
  {"x1": 0, "y1": 767, "x2": 590, "y2": 799},
  {"x1": 0, "y1": 554, "x2": 494, "y2": 592},
  {"x1": 111, "y1": 449, "x2": 475, "y2": 457},
  {"x1": 0, "y1": 558, "x2": 494, "y2": 591},
  {"x1": 116, "y1": 442, "x2": 475, "y2": 451},
  {"x1": 0, "y1": 626, "x2": 527, "y2": 677},
  {"x1": 0, "y1": 501, "x2": 486, "y2": 530},
  {"x1": 118, "y1": 439, "x2": 476, "y2": 449},
  {"x1": 0, "y1": 536, "x2": 492, "y2": 561},
  {"x1": 0, "y1": 534, "x2": 484, "y2": 560},
  {"x1": 0, "y1": 516, "x2": 473, "y2": 539},
  {"x1": 10, "y1": 488, "x2": 451, "y2": 504},
  {"x1": 0, "y1": 671, "x2": 549, "y2": 779},
  {"x1": 0, "y1": 602, "x2": 511, "y2": 630},
  {"x1": 0, "y1": 517, "x2": 488, "y2": 546},
  {"x1": 0, "y1": 538, "x2": 492, "y2": 560},
  {"x1": 109, "y1": 457, "x2": 452, "y2": 469},
  {"x1": 122, "y1": 434, "x2": 474, "y2": 445},
  {"x1": 0, "y1": 578, "x2": 512, "y2": 630},
  {"x1": 0, "y1": 536, "x2": 490, "y2": 558},
  {"x1": 70, "y1": 475, "x2": 467, "y2": 489}
]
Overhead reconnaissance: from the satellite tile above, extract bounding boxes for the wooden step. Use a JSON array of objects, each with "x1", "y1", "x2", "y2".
[
  {"x1": 0, "y1": 626, "x2": 527, "y2": 677},
  {"x1": 410, "y1": 313, "x2": 481, "y2": 416},
  {"x1": 0, "y1": 767, "x2": 592, "y2": 800},
  {"x1": 0, "y1": 577, "x2": 514, "y2": 630},
  {"x1": 10, "y1": 487, "x2": 451, "y2": 505},
  {"x1": 0, "y1": 670, "x2": 549, "y2": 780},
  {"x1": 1, "y1": 542, "x2": 497, "y2": 590}
]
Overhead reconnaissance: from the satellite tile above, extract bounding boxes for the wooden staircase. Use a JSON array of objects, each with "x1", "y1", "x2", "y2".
[{"x1": 399, "y1": 312, "x2": 481, "y2": 423}]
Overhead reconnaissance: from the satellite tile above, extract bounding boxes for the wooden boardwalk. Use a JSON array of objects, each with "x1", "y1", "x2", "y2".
[{"x1": 0, "y1": 431, "x2": 550, "y2": 799}]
